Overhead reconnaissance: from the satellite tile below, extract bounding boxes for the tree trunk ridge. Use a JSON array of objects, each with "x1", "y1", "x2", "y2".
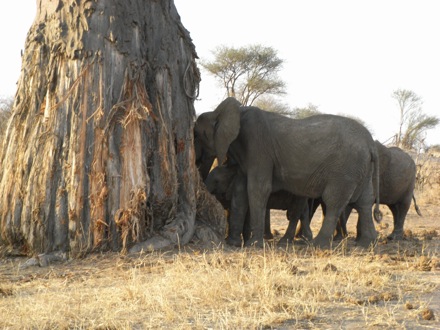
[{"x1": 0, "y1": 0, "x2": 225, "y2": 256}]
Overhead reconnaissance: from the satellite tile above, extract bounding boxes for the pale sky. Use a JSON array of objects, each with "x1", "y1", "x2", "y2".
[{"x1": 1, "y1": 1, "x2": 439, "y2": 145}]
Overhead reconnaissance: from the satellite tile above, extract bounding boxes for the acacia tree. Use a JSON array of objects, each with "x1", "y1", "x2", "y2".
[
  {"x1": 254, "y1": 96, "x2": 293, "y2": 117},
  {"x1": 291, "y1": 104, "x2": 322, "y2": 119},
  {"x1": 392, "y1": 89, "x2": 439, "y2": 149},
  {"x1": 0, "y1": 0, "x2": 225, "y2": 257},
  {"x1": 202, "y1": 44, "x2": 285, "y2": 106}
]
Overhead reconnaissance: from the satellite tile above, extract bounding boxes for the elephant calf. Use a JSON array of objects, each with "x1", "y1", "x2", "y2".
[{"x1": 205, "y1": 164, "x2": 313, "y2": 245}]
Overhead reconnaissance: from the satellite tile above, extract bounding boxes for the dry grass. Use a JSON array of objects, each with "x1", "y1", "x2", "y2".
[
  {"x1": 416, "y1": 153, "x2": 440, "y2": 205},
  {"x1": 1, "y1": 235, "x2": 439, "y2": 329}
]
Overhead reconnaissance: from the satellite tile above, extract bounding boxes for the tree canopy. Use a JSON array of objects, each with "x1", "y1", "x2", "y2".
[
  {"x1": 392, "y1": 89, "x2": 439, "y2": 149},
  {"x1": 291, "y1": 104, "x2": 322, "y2": 119},
  {"x1": 201, "y1": 44, "x2": 285, "y2": 106},
  {"x1": 254, "y1": 96, "x2": 293, "y2": 117}
]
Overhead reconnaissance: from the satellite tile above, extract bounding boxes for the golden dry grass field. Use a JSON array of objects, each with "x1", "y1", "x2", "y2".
[{"x1": 1, "y1": 159, "x2": 439, "y2": 329}]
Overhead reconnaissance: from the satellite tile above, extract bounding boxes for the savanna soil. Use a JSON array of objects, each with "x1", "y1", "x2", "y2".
[
  {"x1": 270, "y1": 202, "x2": 440, "y2": 328},
  {"x1": 0, "y1": 202, "x2": 439, "y2": 329}
]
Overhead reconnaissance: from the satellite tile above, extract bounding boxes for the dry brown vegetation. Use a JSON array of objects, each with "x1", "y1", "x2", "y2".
[
  {"x1": 1, "y1": 158, "x2": 439, "y2": 329},
  {"x1": 415, "y1": 152, "x2": 440, "y2": 205}
]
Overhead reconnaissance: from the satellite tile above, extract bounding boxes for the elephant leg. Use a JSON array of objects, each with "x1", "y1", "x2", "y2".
[
  {"x1": 295, "y1": 198, "x2": 313, "y2": 241},
  {"x1": 242, "y1": 211, "x2": 251, "y2": 243},
  {"x1": 295, "y1": 198, "x2": 319, "y2": 239},
  {"x1": 279, "y1": 197, "x2": 310, "y2": 245},
  {"x1": 313, "y1": 186, "x2": 354, "y2": 249},
  {"x1": 245, "y1": 173, "x2": 271, "y2": 248},
  {"x1": 334, "y1": 219, "x2": 345, "y2": 241},
  {"x1": 299, "y1": 213, "x2": 313, "y2": 242},
  {"x1": 264, "y1": 209, "x2": 274, "y2": 239},
  {"x1": 334, "y1": 205, "x2": 351, "y2": 240},
  {"x1": 354, "y1": 205, "x2": 377, "y2": 247},
  {"x1": 243, "y1": 210, "x2": 271, "y2": 243},
  {"x1": 388, "y1": 200, "x2": 410, "y2": 240},
  {"x1": 279, "y1": 215, "x2": 299, "y2": 246},
  {"x1": 226, "y1": 173, "x2": 248, "y2": 247},
  {"x1": 313, "y1": 209, "x2": 343, "y2": 248},
  {"x1": 353, "y1": 186, "x2": 378, "y2": 248}
]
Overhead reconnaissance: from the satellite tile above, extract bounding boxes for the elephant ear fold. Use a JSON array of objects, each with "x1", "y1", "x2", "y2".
[{"x1": 213, "y1": 97, "x2": 241, "y2": 165}]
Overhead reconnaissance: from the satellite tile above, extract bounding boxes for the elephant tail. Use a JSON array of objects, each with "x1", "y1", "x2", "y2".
[
  {"x1": 372, "y1": 148, "x2": 382, "y2": 223},
  {"x1": 412, "y1": 194, "x2": 423, "y2": 216}
]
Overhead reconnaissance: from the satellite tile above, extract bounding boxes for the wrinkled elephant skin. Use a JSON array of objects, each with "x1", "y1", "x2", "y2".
[
  {"x1": 336, "y1": 141, "x2": 422, "y2": 240},
  {"x1": 195, "y1": 97, "x2": 381, "y2": 249},
  {"x1": 205, "y1": 164, "x2": 312, "y2": 245}
]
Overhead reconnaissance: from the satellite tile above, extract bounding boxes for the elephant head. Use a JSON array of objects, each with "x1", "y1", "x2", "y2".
[
  {"x1": 194, "y1": 97, "x2": 241, "y2": 165},
  {"x1": 205, "y1": 164, "x2": 239, "y2": 199}
]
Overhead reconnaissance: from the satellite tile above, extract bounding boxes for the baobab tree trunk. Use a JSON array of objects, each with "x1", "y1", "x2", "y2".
[{"x1": 0, "y1": 0, "x2": 225, "y2": 256}]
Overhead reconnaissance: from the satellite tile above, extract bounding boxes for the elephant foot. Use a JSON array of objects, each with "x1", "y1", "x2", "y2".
[
  {"x1": 355, "y1": 236, "x2": 377, "y2": 249},
  {"x1": 244, "y1": 237, "x2": 264, "y2": 248},
  {"x1": 301, "y1": 234, "x2": 313, "y2": 242},
  {"x1": 226, "y1": 236, "x2": 243, "y2": 247},
  {"x1": 387, "y1": 230, "x2": 404, "y2": 241},
  {"x1": 312, "y1": 235, "x2": 333, "y2": 249},
  {"x1": 295, "y1": 231, "x2": 313, "y2": 241},
  {"x1": 294, "y1": 238, "x2": 311, "y2": 246},
  {"x1": 264, "y1": 232, "x2": 274, "y2": 240},
  {"x1": 278, "y1": 237, "x2": 294, "y2": 246},
  {"x1": 333, "y1": 233, "x2": 345, "y2": 241}
]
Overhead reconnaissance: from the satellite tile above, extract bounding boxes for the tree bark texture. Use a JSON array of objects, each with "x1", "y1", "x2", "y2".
[{"x1": 0, "y1": 0, "x2": 225, "y2": 255}]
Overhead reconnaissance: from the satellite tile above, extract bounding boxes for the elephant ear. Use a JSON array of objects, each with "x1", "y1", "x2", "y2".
[{"x1": 213, "y1": 97, "x2": 241, "y2": 165}]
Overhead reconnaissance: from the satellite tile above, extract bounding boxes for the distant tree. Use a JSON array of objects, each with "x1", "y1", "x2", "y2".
[
  {"x1": 291, "y1": 104, "x2": 321, "y2": 119},
  {"x1": 201, "y1": 44, "x2": 286, "y2": 106},
  {"x1": 0, "y1": 96, "x2": 13, "y2": 141},
  {"x1": 392, "y1": 89, "x2": 439, "y2": 149},
  {"x1": 254, "y1": 96, "x2": 293, "y2": 117}
]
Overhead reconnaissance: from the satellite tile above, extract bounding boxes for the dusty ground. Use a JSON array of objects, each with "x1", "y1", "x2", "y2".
[
  {"x1": 0, "y1": 202, "x2": 439, "y2": 329},
  {"x1": 269, "y1": 202, "x2": 440, "y2": 328}
]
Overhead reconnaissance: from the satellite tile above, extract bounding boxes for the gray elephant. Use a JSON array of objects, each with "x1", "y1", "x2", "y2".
[
  {"x1": 194, "y1": 97, "x2": 381, "y2": 248},
  {"x1": 205, "y1": 164, "x2": 313, "y2": 244},
  {"x1": 336, "y1": 141, "x2": 422, "y2": 240},
  {"x1": 291, "y1": 141, "x2": 422, "y2": 241}
]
